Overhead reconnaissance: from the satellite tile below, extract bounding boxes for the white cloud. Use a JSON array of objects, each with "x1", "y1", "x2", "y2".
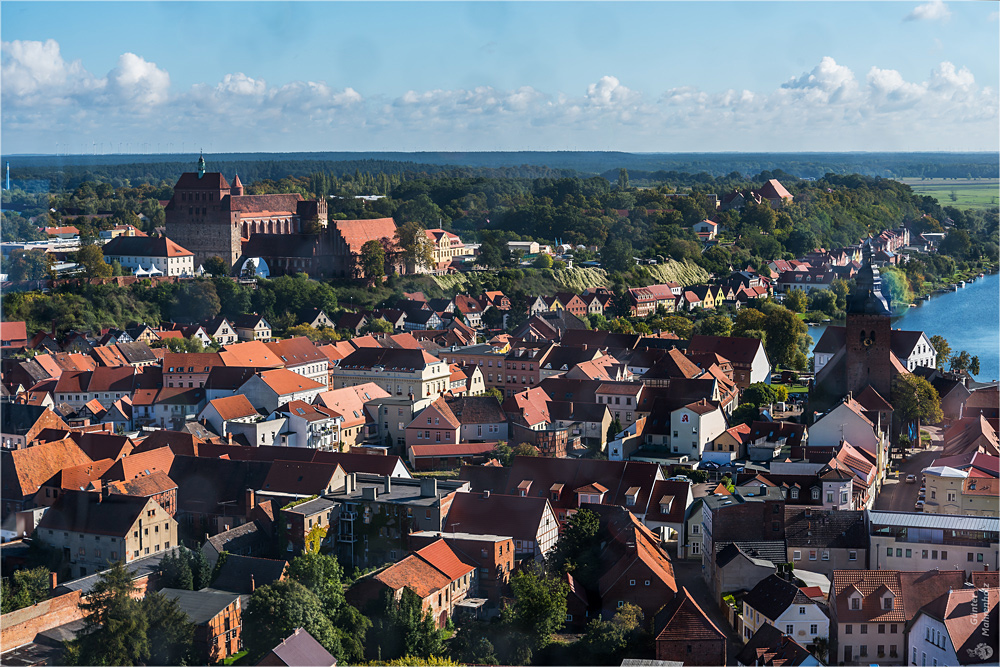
[
  {"x1": 1, "y1": 39, "x2": 102, "y2": 105},
  {"x1": 107, "y1": 53, "x2": 170, "y2": 108},
  {"x1": 781, "y1": 56, "x2": 859, "y2": 103},
  {"x1": 1, "y1": 42, "x2": 995, "y2": 152},
  {"x1": 585, "y1": 75, "x2": 636, "y2": 107},
  {"x1": 906, "y1": 0, "x2": 951, "y2": 22}
]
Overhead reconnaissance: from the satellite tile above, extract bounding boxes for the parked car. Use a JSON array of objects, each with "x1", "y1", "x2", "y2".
[
  {"x1": 906, "y1": 474, "x2": 917, "y2": 483},
  {"x1": 915, "y1": 500, "x2": 925, "y2": 511}
]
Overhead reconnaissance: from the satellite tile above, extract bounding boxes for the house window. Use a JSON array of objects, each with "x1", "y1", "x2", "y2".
[
  {"x1": 848, "y1": 550, "x2": 857, "y2": 561},
  {"x1": 879, "y1": 624, "x2": 885, "y2": 634},
  {"x1": 846, "y1": 625, "x2": 853, "y2": 634},
  {"x1": 799, "y1": 607, "x2": 806, "y2": 615},
  {"x1": 861, "y1": 624, "x2": 868, "y2": 634},
  {"x1": 793, "y1": 550, "x2": 801, "y2": 560},
  {"x1": 810, "y1": 624, "x2": 818, "y2": 635},
  {"x1": 851, "y1": 598, "x2": 860, "y2": 610}
]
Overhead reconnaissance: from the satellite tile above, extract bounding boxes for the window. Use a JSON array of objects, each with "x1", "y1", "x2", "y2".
[
  {"x1": 809, "y1": 550, "x2": 817, "y2": 560},
  {"x1": 630, "y1": 579, "x2": 635, "y2": 586},
  {"x1": 822, "y1": 551, "x2": 830, "y2": 561},
  {"x1": 786, "y1": 625, "x2": 794, "y2": 634},
  {"x1": 848, "y1": 550, "x2": 857, "y2": 561},
  {"x1": 793, "y1": 550, "x2": 801, "y2": 560},
  {"x1": 617, "y1": 601, "x2": 624, "y2": 608},
  {"x1": 799, "y1": 607, "x2": 806, "y2": 615},
  {"x1": 861, "y1": 624, "x2": 868, "y2": 634},
  {"x1": 883, "y1": 597, "x2": 893, "y2": 610},
  {"x1": 645, "y1": 580, "x2": 650, "y2": 586},
  {"x1": 877, "y1": 645, "x2": 885, "y2": 657},
  {"x1": 860, "y1": 645, "x2": 868, "y2": 657},
  {"x1": 810, "y1": 624, "x2": 818, "y2": 635},
  {"x1": 851, "y1": 598, "x2": 860, "y2": 610},
  {"x1": 846, "y1": 625, "x2": 853, "y2": 634}
]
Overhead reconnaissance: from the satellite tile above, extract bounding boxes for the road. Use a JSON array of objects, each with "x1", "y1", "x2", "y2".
[
  {"x1": 672, "y1": 560, "x2": 743, "y2": 665},
  {"x1": 873, "y1": 426, "x2": 943, "y2": 513}
]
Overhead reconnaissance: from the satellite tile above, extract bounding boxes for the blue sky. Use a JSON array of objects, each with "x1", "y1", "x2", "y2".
[{"x1": 2, "y1": 1, "x2": 997, "y2": 154}]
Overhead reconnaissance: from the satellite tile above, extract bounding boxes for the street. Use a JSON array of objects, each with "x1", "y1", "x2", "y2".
[{"x1": 873, "y1": 426, "x2": 943, "y2": 513}]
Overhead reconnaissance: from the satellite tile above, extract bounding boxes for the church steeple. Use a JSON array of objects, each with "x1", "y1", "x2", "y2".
[
  {"x1": 847, "y1": 247, "x2": 891, "y2": 316},
  {"x1": 231, "y1": 173, "x2": 244, "y2": 196},
  {"x1": 197, "y1": 152, "x2": 206, "y2": 179}
]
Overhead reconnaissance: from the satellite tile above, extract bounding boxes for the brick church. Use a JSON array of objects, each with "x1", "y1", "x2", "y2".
[
  {"x1": 810, "y1": 251, "x2": 907, "y2": 411},
  {"x1": 165, "y1": 155, "x2": 327, "y2": 268}
]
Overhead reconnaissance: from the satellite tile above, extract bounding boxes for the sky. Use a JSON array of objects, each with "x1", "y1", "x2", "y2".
[{"x1": 2, "y1": 1, "x2": 998, "y2": 154}]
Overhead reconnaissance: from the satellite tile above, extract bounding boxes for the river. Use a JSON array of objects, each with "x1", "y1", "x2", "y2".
[{"x1": 807, "y1": 271, "x2": 1000, "y2": 382}]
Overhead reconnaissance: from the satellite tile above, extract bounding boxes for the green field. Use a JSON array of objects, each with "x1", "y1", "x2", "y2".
[{"x1": 898, "y1": 178, "x2": 999, "y2": 211}]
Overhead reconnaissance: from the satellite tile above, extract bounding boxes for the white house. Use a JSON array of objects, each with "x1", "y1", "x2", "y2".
[
  {"x1": 693, "y1": 219, "x2": 719, "y2": 241},
  {"x1": 741, "y1": 574, "x2": 830, "y2": 646},
  {"x1": 907, "y1": 587, "x2": 998, "y2": 667},
  {"x1": 810, "y1": 397, "x2": 888, "y2": 479},
  {"x1": 270, "y1": 400, "x2": 343, "y2": 450},
  {"x1": 102, "y1": 236, "x2": 195, "y2": 277},
  {"x1": 237, "y1": 369, "x2": 326, "y2": 413},
  {"x1": 196, "y1": 395, "x2": 261, "y2": 436},
  {"x1": 670, "y1": 399, "x2": 727, "y2": 459}
]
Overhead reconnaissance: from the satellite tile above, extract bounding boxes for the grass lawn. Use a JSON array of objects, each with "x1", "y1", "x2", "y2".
[
  {"x1": 784, "y1": 384, "x2": 809, "y2": 394},
  {"x1": 223, "y1": 650, "x2": 248, "y2": 665},
  {"x1": 897, "y1": 178, "x2": 999, "y2": 211}
]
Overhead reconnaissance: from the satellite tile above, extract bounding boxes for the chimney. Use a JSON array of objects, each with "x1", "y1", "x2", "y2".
[
  {"x1": 227, "y1": 432, "x2": 233, "y2": 445},
  {"x1": 250, "y1": 574, "x2": 255, "y2": 592},
  {"x1": 420, "y1": 478, "x2": 438, "y2": 498},
  {"x1": 49, "y1": 571, "x2": 58, "y2": 590},
  {"x1": 246, "y1": 489, "x2": 256, "y2": 512},
  {"x1": 482, "y1": 489, "x2": 490, "y2": 499},
  {"x1": 384, "y1": 477, "x2": 392, "y2": 494}
]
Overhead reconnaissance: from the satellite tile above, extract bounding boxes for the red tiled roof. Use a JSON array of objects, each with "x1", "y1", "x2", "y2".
[
  {"x1": 102, "y1": 235, "x2": 193, "y2": 258},
  {"x1": 102, "y1": 445, "x2": 175, "y2": 483},
  {"x1": 410, "y1": 442, "x2": 499, "y2": 458},
  {"x1": 229, "y1": 193, "x2": 303, "y2": 214},
  {"x1": 333, "y1": 218, "x2": 398, "y2": 254},
  {"x1": 106, "y1": 470, "x2": 177, "y2": 497},
  {"x1": 256, "y1": 369, "x2": 324, "y2": 396},
  {"x1": 656, "y1": 586, "x2": 725, "y2": 642},
  {"x1": 207, "y1": 395, "x2": 258, "y2": 421},
  {"x1": 219, "y1": 341, "x2": 284, "y2": 368},
  {"x1": 265, "y1": 337, "x2": 325, "y2": 367},
  {"x1": 1, "y1": 438, "x2": 93, "y2": 499},
  {"x1": 414, "y1": 539, "x2": 476, "y2": 581},
  {"x1": 0, "y1": 321, "x2": 28, "y2": 343},
  {"x1": 375, "y1": 553, "x2": 450, "y2": 599}
]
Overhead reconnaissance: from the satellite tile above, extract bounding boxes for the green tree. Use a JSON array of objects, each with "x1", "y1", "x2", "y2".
[
  {"x1": 601, "y1": 238, "x2": 634, "y2": 273},
  {"x1": 395, "y1": 220, "x2": 434, "y2": 271},
  {"x1": 892, "y1": 373, "x2": 943, "y2": 435},
  {"x1": 362, "y1": 318, "x2": 395, "y2": 334},
  {"x1": 360, "y1": 239, "x2": 386, "y2": 284},
  {"x1": 6, "y1": 249, "x2": 53, "y2": 282},
  {"x1": 448, "y1": 617, "x2": 499, "y2": 665},
  {"x1": 69, "y1": 560, "x2": 149, "y2": 666},
  {"x1": 950, "y1": 350, "x2": 981, "y2": 377},
  {"x1": 658, "y1": 315, "x2": 694, "y2": 339},
  {"x1": 478, "y1": 231, "x2": 509, "y2": 270},
  {"x1": 730, "y1": 403, "x2": 761, "y2": 427},
  {"x1": 784, "y1": 288, "x2": 808, "y2": 313},
  {"x1": 743, "y1": 383, "x2": 778, "y2": 408},
  {"x1": 606, "y1": 416, "x2": 623, "y2": 443},
  {"x1": 576, "y1": 603, "x2": 644, "y2": 665},
  {"x1": 76, "y1": 243, "x2": 113, "y2": 279},
  {"x1": 761, "y1": 304, "x2": 808, "y2": 369},
  {"x1": 287, "y1": 553, "x2": 370, "y2": 663},
  {"x1": 533, "y1": 253, "x2": 554, "y2": 269},
  {"x1": 617, "y1": 168, "x2": 630, "y2": 191},
  {"x1": 880, "y1": 268, "x2": 913, "y2": 311},
  {"x1": 695, "y1": 314, "x2": 733, "y2": 337},
  {"x1": 490, "y1": 441, "x2": 513, "y2": 466},
  {"x1": 189, "y1": 549, "x2": 212, "y2": 591},
  {"x1": 0, "y1": 567, "x2": 51, "y2": 614},
  {"x1": 546, "y1": 509, "x2": 601, "y2": 590},
  {"x1": 204, "y1": 255, "x2": 229, "y2": 277},
  {"x1": 504, "y1": 569, "x2": 568, "y2": 651},
  {"x1": 142, "y1": 591, "x2": 196, "y2": 665},
  {"x1": 483, "y1": 387, "x2": 504, "y2": 403},
  {"x1": 244, "y1": 580, "x2": 341, "y2": 663},
  {"x1": 512, "y1": 442, "x2": 539, "y2": 458},
  {"x1": 366, "y1": 588, "x2": 444, "y2": 661},
  {"x1": 929, "y1": 335, "x2": 952, "y2": 365},
  {"x1": 159, "y1": 548, "x2": 194, "y2": 590}
]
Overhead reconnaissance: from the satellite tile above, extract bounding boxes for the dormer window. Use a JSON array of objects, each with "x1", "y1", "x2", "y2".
[
  {"x1": 883, "y1": 597, "x2": 893, "y2": 610},
  {"x1": 811, "y1": 488, "x2": 820, "y2": 500},
  {"x1": 851, "y1": 597, "x2": 861, "y2": 610},
  {"x1": 791, "y1": 488, "x2": 799, "y2": 499}
]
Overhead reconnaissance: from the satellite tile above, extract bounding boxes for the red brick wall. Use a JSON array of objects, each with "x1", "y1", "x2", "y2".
[
  {"x1": 0, "y1": 590, "x2": 84, "y2": 649},
  {"x1": 656, "y1": 638, "x2": 726, "y2": 666}
]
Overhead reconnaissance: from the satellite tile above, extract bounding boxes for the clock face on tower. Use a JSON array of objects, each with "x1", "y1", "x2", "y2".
[{"x1": 863, "y1": 334, "x2": 875, "y2": 348}]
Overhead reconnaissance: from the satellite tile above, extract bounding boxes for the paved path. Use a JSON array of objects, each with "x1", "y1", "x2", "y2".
[
  {"x1": 672, "y1": 560, "x2": 743, "y2": 665},
  {"x1": 874, "y1": 428, "x2": 944, "y2": 513}
]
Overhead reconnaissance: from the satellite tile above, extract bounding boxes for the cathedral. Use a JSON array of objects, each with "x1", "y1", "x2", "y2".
[{"x1": 165, "y1": 155, "x2": 327, "y2": 268}]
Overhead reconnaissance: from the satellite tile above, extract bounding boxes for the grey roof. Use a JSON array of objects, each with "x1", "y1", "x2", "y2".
[
  {"x1": 329, "y1": 474, "x2": 468, "y2": 507},
  {"x1": 204, "y1": 520, "x2": 268, "y2": 555},
  {"x1": 160, "y1": 587, "x2": 240, "y2": 625},
  {"x1": 715, "y1": 541, "x2": 787, "y2": 567},
  {"x1": 282, "y1": 496, "x2": 337, "y2": 517},
  {"x1": 56, "y1": 547, "x2": 182, "y2": 595},
  {"x1": 259, "y1": 628, "x2": 336, "y2": 667},
  {"x1": 743, "y1": 574, "x2": 815, "y2": 621},
  {"x1": 211, "y1": 555, "x2": 287, "y2": 594},
  {"x1": 409, "y1": 530, "x2": 511, "y2": 543},
  {"x1": 867, "y1": 510, "x2": 999, "y2": 534},
  {"x1": 784, "y1": 507, "x2": 868, "y2": 549}
]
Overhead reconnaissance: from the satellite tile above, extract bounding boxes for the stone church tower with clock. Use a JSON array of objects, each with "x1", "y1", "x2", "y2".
[{"x1": 844, "y1": 252, "x2": 893, "y2": 399}]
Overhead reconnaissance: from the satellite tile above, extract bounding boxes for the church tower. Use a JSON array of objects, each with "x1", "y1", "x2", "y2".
[
  {"x1": 164, "y1": 155, "x2": 242, "y2": 269},
  {"x1": 845, "y1": 249, "x2": 893, "y2": 398}
]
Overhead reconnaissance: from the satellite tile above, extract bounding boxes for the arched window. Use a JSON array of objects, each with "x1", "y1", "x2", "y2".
[{"x1": 811, "y1": 488, "x2": 820, "y2": 500}]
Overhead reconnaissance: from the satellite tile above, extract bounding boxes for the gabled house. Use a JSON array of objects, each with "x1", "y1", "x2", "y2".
[
  {"x1": 238, "y1": 369, "x2": 326, "y2": 413},
  {"x1": 445, "y1": 396, "x2": 508, "y2": 442},
  {"x1": 737, "y1": 623, "x2": 821, "y2": 667},
  {"x1": 270, "y1": 400, "x2": 343, "y2": 450},
  {"x1": 654, "y1": 586, "x2": 727, "y2": 666},
  {"x1": 197, "y1": 395, "x2": 261, "y2": 437},
  {"x1": 231, "y1": 314, "x2": 272, "y2": 342},
  {"x1": 1, "y1": 437, "x2": 92, "y2": 518},
  {"x1": 784, "y1": 506, "x2": 866, "y2": 574},
  {"x1": 741, "y1": 574, "x2": 830, "y2": 647},
  {"x1": 444, "y1": 491, "x2": 559, "y2": 559},
  {"x1": 265, "y1": 337, "x2": 329, "y2": 388},
  {"x1": 907, "y1": 586, "x2": 998, "y2": 667},
  {"x1": 348, "y1": 539, "x2": 476, "y2": 628},
  {"x1": 201, "y1": 316, "x2": 238, "y2": 346}
]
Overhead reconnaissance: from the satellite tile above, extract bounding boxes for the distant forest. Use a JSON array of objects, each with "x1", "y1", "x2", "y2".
[{"x1": 3, "y1": 151, "x2": 997, "y2": 193}]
